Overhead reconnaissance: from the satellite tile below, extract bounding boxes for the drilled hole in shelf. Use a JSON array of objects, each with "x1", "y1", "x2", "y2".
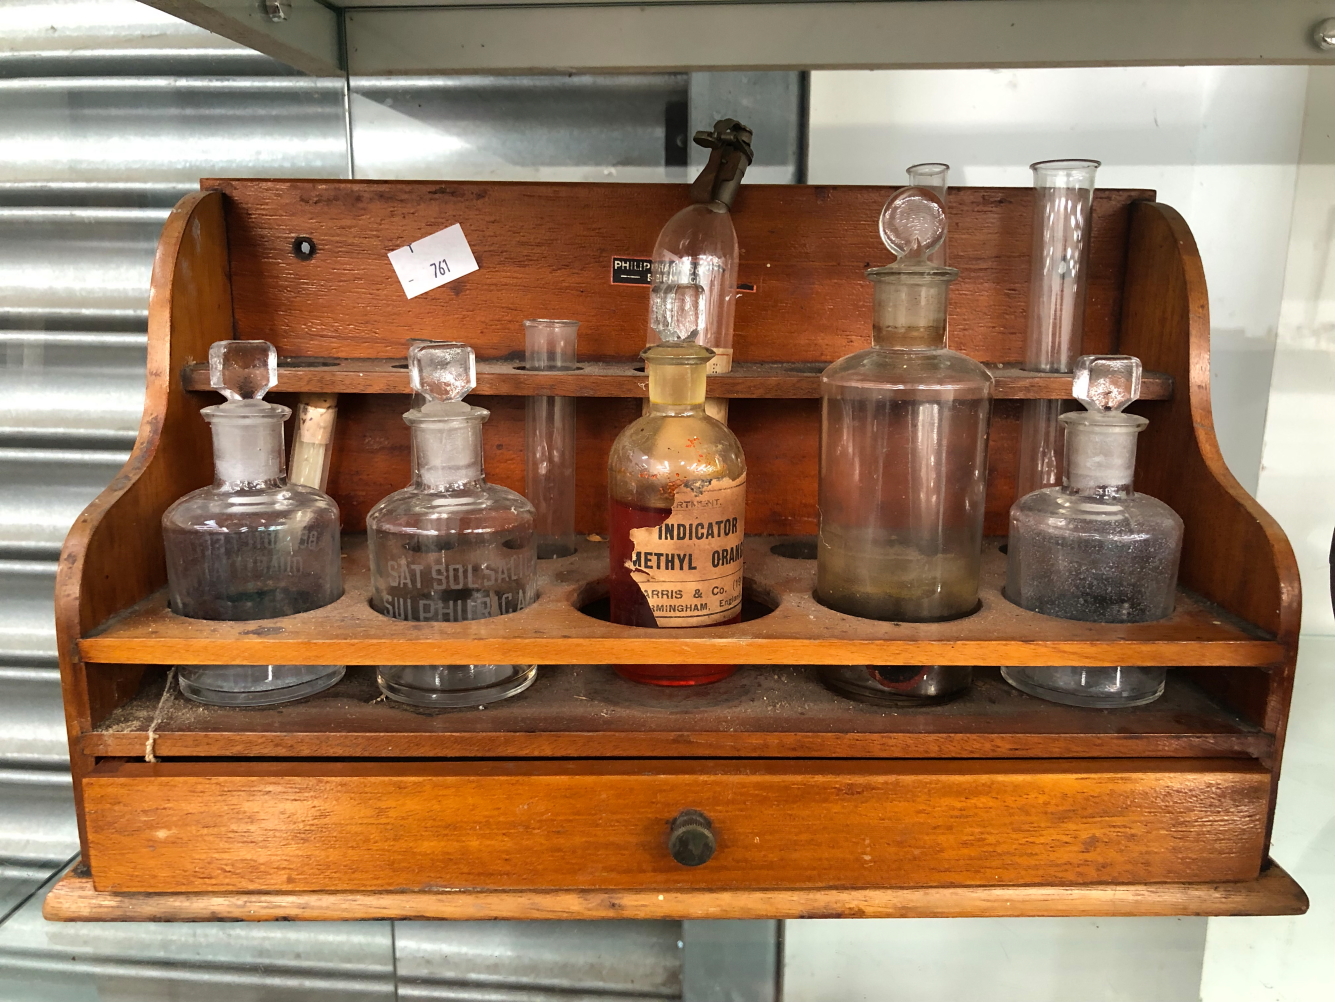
[
  {"x1": 998, "y1": 543, "x2": 1009, "y2": 555},
  {"x1": 279, "y1": 357, "x2": 339, "y2": 368},
  {"x1": 511, "y1": 365, "x2": 584, "y2": 373},
  {"x1": 391, "y1": 363, "x2": 409, "y2": 369},
  {"x1": 537, "y1": 542, "x2": 578, "y2": 560},
  {"x1": 771, "y1": 538, "x2": 816, "y2": 560},
  {"x1": 574, "y1": 577, "x2": 778, "y2": 625}
]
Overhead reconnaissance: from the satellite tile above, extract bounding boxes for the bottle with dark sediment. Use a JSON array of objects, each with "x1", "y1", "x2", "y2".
[
  {"x1": 816, "y1": 187, "x2": 993, "y2": 705},
  {"x1": 607, "y1": 337, "x2": 747, "y2": 685}
]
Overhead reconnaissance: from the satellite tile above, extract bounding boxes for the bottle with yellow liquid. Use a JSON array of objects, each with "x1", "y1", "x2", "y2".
[{"x1": 607, "y1": 340, "x2": 746, "y2": 686}]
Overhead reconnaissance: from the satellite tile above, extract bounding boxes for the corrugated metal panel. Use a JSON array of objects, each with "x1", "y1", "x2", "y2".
[
  {"x1": 0, "y1": 3, "x2": 795, "y2": 992},
  {"x1": 395, "y1": 920, "x2": 682, "y2": 999},
  {"x1": 0, "y1": 0, "x2": 347, "y2": 935}
]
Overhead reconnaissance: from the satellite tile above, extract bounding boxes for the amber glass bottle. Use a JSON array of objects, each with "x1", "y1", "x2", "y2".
[{"x1": 607, "y1": 342, "x2": 747, "y2": 685}]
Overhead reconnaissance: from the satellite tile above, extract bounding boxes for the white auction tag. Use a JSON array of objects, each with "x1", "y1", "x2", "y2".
[{"x1": 387, "y1": 223, "x2": 479, "y2": 299}]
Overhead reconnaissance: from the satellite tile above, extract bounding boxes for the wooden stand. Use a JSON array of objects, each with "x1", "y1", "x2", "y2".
[{"x1": 49, "y1": 180, "x2": 1305, "y2": 920}]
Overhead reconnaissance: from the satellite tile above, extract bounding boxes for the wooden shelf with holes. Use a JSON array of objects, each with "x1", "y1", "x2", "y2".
[{"x1": 46, "y1": 180, "x2": 1306, "y2": 923}]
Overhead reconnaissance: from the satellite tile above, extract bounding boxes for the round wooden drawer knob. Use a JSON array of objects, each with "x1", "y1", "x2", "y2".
[{"x1": 668, "y1": 809, "x2": 716, "y2": 866}]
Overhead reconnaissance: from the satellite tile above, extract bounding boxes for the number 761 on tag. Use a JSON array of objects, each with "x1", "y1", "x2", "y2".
[{"x1": 387, "y1": 223, "x2": 479, "y2": 299}]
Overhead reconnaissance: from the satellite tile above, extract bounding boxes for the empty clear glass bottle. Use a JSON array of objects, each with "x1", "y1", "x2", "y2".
[
  {"x1": 162, "y1": 340, "x2": 344, "y2": 705},
  {"x1": 368, "y1": 342, "x2": 537, "y2": 706},
  {"x1": 647, "y1": 118, "x2": 753, "y2": 424},
  {"x1": 816, "y1": 188, "x2": 992, "y2": 705},
  {"x1": 608, "y1": 339, "x2": 746, "y2": 686},
  {"x1": 1002, "y1": 355, "x2": 1183, "y2": 707}
]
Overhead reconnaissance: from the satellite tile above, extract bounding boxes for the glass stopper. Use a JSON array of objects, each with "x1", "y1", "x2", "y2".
[
  {"x1": 1073, "y1": 355, "x2": 1141, "y2": 413},
  {"x1": 650, "y1": 282, "x2": 703, "y2": 342},
  {"x1": 410, "y1": 341, "x2": 476, "y2": 403},
  {"x1": 879, "y1": 187, "x2": 946, "y2": 261},
  {"x1": 209, "y1": 340, "x2": 277, "y2": 401}
]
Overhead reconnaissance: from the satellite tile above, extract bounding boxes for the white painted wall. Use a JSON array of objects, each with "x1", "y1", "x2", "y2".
[
  {"x1": 788, "y1": 65, "x2": 1323, "y2": 1002},
  {"x1": 1199, "y1": 65, "x2": 1335, "y2": 1002},
  {"x1": 807, "y1": 66, "x2": 1307, "y2": 495}
]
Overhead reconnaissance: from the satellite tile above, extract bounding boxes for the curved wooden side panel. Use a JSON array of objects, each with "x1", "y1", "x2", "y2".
[
  {"x1": 1120, "y1": 201, "x2": 1300, "y2": 734},
  {"x1": 54, "y1": 191, "x2": 230, "y2": 845}
]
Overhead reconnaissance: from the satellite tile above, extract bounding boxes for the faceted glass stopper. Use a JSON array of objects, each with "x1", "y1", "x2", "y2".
[
  {"x1": 410, "y1": 341, "x2": 476, "y2": 403},
  {"x1": 209, "y1": 340, "x2": 276, "y2": 401},
  {"x1": 879, "y1": 187, "x2": 946, "y2": 260},
  {"x1": 1073, "y1": 354, "x2": 1142, "y2": 413},
  {"x1": 650, "y1": 282, "x2": 702, "y2": 342}
]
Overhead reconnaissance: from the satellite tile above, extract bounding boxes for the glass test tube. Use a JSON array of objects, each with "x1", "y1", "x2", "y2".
[
  {"x1": 906, "y1": 163, "x2": 949, "y2": 266},
  {"x1": 288, "y1": 392, "x2": 338, "y2": 490},
  {"x1": 1016, "y1": 159, "x2": 1100, "y2": 499},
  {"x1": 525, "y1": 319, "x2": 580, "y2": 559}
]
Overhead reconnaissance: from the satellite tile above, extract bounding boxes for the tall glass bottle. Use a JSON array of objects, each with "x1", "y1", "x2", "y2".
[
  {"x1": 607, "y1": 340, "x2": 746, "y2": 686},
  {"x1": 1002, "y1": 355, "x2": 1183, "y2": 707},
  {"x1": 162, "y1": 340, "x2": 344, "y2": 705},
  {"x1": 816, "y1": 188, "x2": 992, "y2": 705},
  {"x1": 647, "y1": 118, "x2": 753, "y2": 423},
  {"x1": 524, "y1": 318, "x2": 579, "y2": 560},
  {"x1": 368, "y1": 342, "x2": 538, "y2": 706},
  {"x1": 1016, "y1": 159, "x2": 1100, "y2": 498}
]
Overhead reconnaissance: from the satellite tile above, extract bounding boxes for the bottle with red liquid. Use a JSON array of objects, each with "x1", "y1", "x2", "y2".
[{"x1": 607, "y1": 340, "x2": 747, "y2": 685}]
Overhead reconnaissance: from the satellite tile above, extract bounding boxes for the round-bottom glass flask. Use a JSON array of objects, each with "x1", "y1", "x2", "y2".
[
  {"x1": 820, "y1": 666, "x2": 973, "y2": 706},
  {"x1": 377, "y1": 664, "x2": 536, "y2": 707},
  {"x1": 178, "y1": 665, "x2": 345, "y2": 706}
]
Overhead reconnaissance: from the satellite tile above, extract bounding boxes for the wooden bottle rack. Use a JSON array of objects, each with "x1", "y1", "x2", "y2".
[{"x1": 47, "y1": 180, "x2": 1306, "y2": 921}]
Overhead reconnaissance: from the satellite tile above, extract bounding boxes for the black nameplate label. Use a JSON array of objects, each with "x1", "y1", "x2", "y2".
[{"x1": 611, "y1": 256, "x2": 653, "y2": 285}]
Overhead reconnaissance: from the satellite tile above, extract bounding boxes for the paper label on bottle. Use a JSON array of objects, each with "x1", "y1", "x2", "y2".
[
  {"x1": 387, "y1": 223, "x2": 479, "y2": 299},
  {"x1": 706, "y1": 347, "x2": 733, "y2": 375},
  {"x1": 626, "y1": 475, "x2": 746, "y2": 627}
]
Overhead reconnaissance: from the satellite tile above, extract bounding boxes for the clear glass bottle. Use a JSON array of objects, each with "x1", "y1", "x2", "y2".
[
  {"x1": 524, "y1": 318, "x2": 579, "y2": 560},
  {"x1": 816, "y1": 188, "x2": 992, "y2": 705},
  {"x1": 1002, "y1": 356, "x2": 1183, "y2": 707},
  {"x1": 647, "y1": 118, "x2": 753, "y2": 424},
  {"x1": 162, "y1": 340, "x2": 344, "y2": 705},
  {"x1": 607, "y1": 339, "x2": 747, "y2": 686},
  {"x1": 1016, "y1": 159, "x2": 1101, "y2": 499},
  {"x1": 368, "y1": 342, "x2": 538, "y2": 706}
]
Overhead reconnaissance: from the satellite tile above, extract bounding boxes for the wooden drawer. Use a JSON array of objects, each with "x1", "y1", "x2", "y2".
[{"x1": 83, "y1": 758, "x2": 1270, "y2": 893}]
